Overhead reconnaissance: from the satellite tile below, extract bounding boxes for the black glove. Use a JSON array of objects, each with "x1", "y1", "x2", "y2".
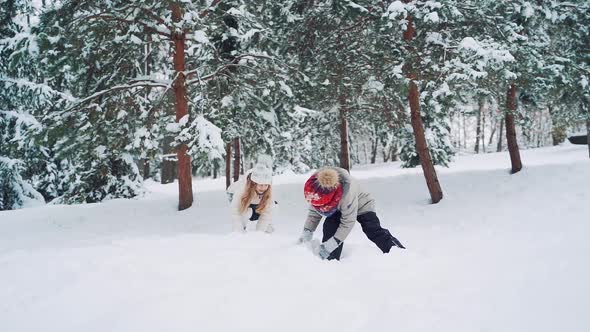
[{"x1": 391, "y1": 236, "x2": 406, "y2": 249}]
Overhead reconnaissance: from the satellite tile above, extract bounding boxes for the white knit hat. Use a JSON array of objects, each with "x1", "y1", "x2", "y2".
[{"x1": 250, "y1": 163, "x2": 272, "y2": 185}]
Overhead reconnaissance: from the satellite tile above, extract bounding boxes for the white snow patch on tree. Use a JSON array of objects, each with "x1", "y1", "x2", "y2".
[
  {"x1": 192, "y1": 30, "x2": 209, "y2": 44},
  {"x1": 426, "y1": 32, "x2": 448, "y2": 47},
  {"x1": 580, "y1": 77, "x2": 588, "y2": 89},
  {"x1": 226, "y1": 7, "x2": 244, "y2": 17},
  {"x1": 293, "y1": 105, "x2": 317, "y2": 117},
  {"x1": 241, "y1": 29, "x2": 261, "y2": 42},
  {"x1": 522, "y1": 2, "x2": 535, "y2": 18},
  {"x1": 279, "y1": 81, "x2": 294, "y2": 97},
  {"x1": 166, "y1": 122, "x2": 181, "y2": 133},
  {"x1": 256, "y1": 109, "x2": 276, "y2": 125},
  {"x1": 386, "y1": 1, "x2": 408, "y2": 17},
  {"x1": 95, "y1": 146, "x2": 107, "y2": 159},
  {"x1": 129, "y1": 35, "x2": 142, "y2": 44},
  {"x1": 179, "y1": 114, "x2": 189, "y2": 127},
  {"x1": 221, "y1": 95, "x2": 234, "y2": 108},
  {"x1": 424, "y1": 1, "x2": 443, "y2": 9},
  {"x1": 459, "y1": 37, "x2": 515, "y2": 65},
  {"x1": 347, "y1": 1, "x2": 369, "y2": 12},
  {"x1": 186, "y1": 115, "x2": 225, "y2": 162},
  {"x1": 424, "y1": 12, "x2": 440, "y2": 23},
  {"x1": 0, "y1": 156, "x2": 44, "y2": 210},
  {"x1": 363, "y1": 76, "x2": 385, "y2": 93}
]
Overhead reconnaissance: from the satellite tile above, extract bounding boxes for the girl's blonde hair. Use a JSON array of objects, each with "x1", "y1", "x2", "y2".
[{"x1": 239, "y1": 174, "x2": 272, "y2": 215}]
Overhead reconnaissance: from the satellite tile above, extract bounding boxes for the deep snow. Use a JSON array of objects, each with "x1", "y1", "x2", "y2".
[{"x1": 1, "y1": 144, "x2": 589, "y2": 332}]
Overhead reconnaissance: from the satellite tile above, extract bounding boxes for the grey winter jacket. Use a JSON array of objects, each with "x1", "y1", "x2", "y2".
[{"x1": 303, "y1": 167, "x2": 375, "y2": 241}]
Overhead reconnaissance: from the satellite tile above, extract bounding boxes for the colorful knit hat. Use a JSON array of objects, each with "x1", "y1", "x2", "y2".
[{"x1": 304, "y1": 168, "x2": 343, "y2": 216}]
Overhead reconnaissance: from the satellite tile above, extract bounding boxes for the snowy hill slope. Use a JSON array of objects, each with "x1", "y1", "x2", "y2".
[{"x1": 1, "y1": 144, "x2": 589, "y2": 332}]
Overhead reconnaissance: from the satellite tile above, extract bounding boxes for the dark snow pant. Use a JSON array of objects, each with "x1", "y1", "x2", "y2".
[{"x1": 322, "y1": 211, "x2": 404, "y2": 260}]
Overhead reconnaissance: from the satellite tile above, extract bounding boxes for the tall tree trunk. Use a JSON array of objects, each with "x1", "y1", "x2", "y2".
[
  {"x1": 488, "y1": 119, "x2": 497, "y2": 147},
  {"x1": 339, "y1": 102, "x2": 350, "y2": 171},
  {"x1": 225, "y1": 143, "x2": 231, "y2": 189},
  {"x1": 453, "y1": 114, "x2": 460, "y2": 147},
  {"x1": 409, "y1": 81, "x2": 444, "y2": 203},
  {"x1": 403, "y1": 4, "x2": 443, "y2": 203},
  {"x1": 497, "y1": 114, "x2": 504, "y2": 152},
  {"x1": 240, "y1": 147, "x2": 245, "y2": 175},
  {"x1": 213, "y1": 160, "x2": 219, "y2": 179},
  {"x1": 391, "y1": 144, "x2": 398, "y2": 162},
  {"x1": 370, "y1": 126, "x2": 378, "y2": 164},
  {"x1": 370, "y1": 138, "x2": 378, "y2": 164},
  {"x1": 549, "y1": 106, "x2": 566, "y2": 146},
  {"x1": 482, "y1": 103, "x2": 486, "y2": 153},
  {"x1": 233, "y1": 137, "x2": 240, "y2": 182},
  {"x1": 539, "y1": 111, "x2": 545, "y2": 147},
  {"x1": 475, "y1": 100, "x2": 482, "y2": 154},
  {"x1": 140, "y1": 158, "x2": 150, "y2": 179},
  {"x1": 462, "y1": 111, "x2": 467, "y2": 149},
  {"x1": 505, "y1": 84, "x2": 523, "y2": 173},
  {"x1": 586, "y1": 116, "x2": 590, "y2": 158},
  {"x1": 141, "y1": 36, "x2": 153, "y2": 181},
  {"x1": 172, "y1": 4, "x2": 193, "y2": 211}
]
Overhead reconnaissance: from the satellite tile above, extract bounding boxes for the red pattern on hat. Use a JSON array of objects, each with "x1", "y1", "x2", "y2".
[{"x1": 304, "y1": 174, "x2": 343, "y2": 214}]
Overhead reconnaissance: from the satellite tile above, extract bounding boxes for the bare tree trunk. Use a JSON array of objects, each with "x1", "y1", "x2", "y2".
[
  {"x1": 537, "y1": 112, "x2": 545, "y2": 148},
  {"x1": 403, "y1": 5, "x2": 443, "y2": 203},
  {"x1": 488, "y1": 121, "x2": 497, "y2": 147},
  {"x1": 225, "y1": 143, "x2": 231, "y2": 189},
  {"x1": 505, "y1": 84, "x2": 523, "y2": 173},
  {"x1": 172, "y1": 4, "x2": 193, "y2": 211},
  {"x1": 233, "y1": 137, "x2": 240, "y2": 182},
  {"x1": 462, "y1": 111, "x2": 467, "y2": 149},
  {"x1": 409, "y1": 81, "x2": 444, "y2": 203},
  {"x1": 339, "y1": 103, "x2": 350, "y2": 171},
  {"x1": 240, "y1": 147, "x2": 245, "y2": 175},
  {"x1": 141, "y1": 36, "x2": 153, "y2": 181},
  {"x1": 370, "y1": 139, "x2": 378, "y2": 164},
  {"x1": 391, "y1": 144, "x2": 398, "y2": 162},
  {"x1": 482, "y1": 103, "x2": 486, "y2": 153},
  {"x1": 497, "y1": 114, "x2": 504, "y2": 152},
  {"x1": 549, "y1": 106, "x2": 567, "y2": 146},
  {"x1": 213, "y1": 160, "x2": 219, "y2": 179},
  {"x1": 353, "y1": 141, "x2": 360, "y2": 165},
  {"x1": 370, "y1": 126, "x2": 378, "y2": 164},
  {"x1": 475, "y1": 100, "x2": 483, "y2": 153},
  {"x1": 458, "y1": 114, "x2": 462, "y2": 148},
  {"x1": 140, "y1": 159, "x2": 150, "y2": 179}
]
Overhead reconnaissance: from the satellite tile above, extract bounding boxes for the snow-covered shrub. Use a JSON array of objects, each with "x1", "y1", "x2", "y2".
[{"x1": 0, "y1": 157, "x2": 44, "y2": 210}]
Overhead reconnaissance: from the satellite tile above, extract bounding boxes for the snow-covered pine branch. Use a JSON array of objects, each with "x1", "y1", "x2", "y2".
[
  {"x1": 63, "y1": 79, "x2": 171, "y2": 112},
  {"x1": 0, "y1": 77, "x2": 77, "y2": 102},
  {"x1": 185, "y1": 54, "x2": 273, "y2": 85},
  {"x1": 70, "y1": 12, "x2": 172, "y2": 38}
]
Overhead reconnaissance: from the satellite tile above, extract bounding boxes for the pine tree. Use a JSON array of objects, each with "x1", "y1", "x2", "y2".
[
  {"x1": 542, "y1": 1, "x2": 589, "y2": 156},
  {"x1": 275, "y1": 1, "x2": 393, "y2": 171},
  {"x1": 0, "y1": 0, "x2": 53, "y2": 208},
  {"x1": 26, "y1": 1, "x2": 269, "y2": 208}
]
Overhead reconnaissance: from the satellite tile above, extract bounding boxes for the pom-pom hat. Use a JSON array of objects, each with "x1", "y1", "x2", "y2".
[
  {"x1": 250, "y1": 163, "x2": 272, "y2": 185},
  {"x1": 304, "y1": 168, "x2": 342, "y2": 216}
]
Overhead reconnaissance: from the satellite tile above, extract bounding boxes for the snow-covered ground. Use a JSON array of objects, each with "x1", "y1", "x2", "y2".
[{"x1": 1, "y1": 144, "x2": 589, "y2": 332}]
